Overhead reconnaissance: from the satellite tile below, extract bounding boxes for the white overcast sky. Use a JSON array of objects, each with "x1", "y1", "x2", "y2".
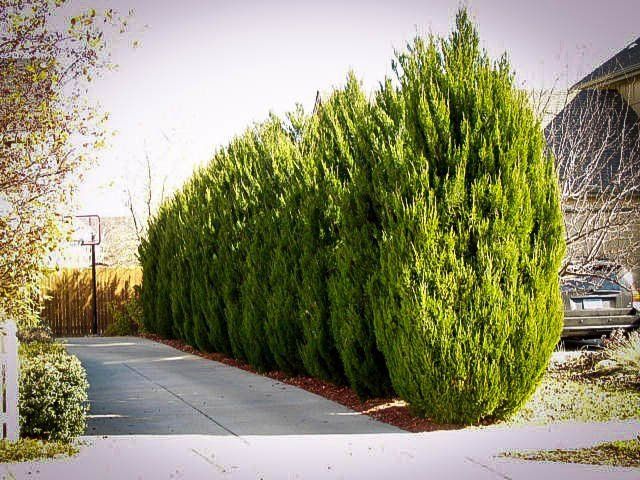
[{"x1": 60, "y1": 0, "x2": 639, "y2": 216}]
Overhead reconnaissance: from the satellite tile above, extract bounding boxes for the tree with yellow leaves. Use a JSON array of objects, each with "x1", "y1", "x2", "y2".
[{"x1": 0, "y1": 0, "x2": 131, "y2": 324}]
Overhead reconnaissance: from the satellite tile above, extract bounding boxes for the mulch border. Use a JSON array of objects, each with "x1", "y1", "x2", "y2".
[{"x1": 139, "y1": 333, "x2": 460, "y2": 433}]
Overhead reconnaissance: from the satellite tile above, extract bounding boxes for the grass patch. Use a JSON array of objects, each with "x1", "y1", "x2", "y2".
[
  {"x1": 502, "y1": 437, "x2": 640, "y2": 468},
  {"x1": 505, "y1": 343, "x2": 640, "y2": 425},
  {"x1": 0, "y1": 439, "x2": 79, "y2": 463},
  {"x1": 508, "y1": 369, "x2": 640, "y2": 424}
]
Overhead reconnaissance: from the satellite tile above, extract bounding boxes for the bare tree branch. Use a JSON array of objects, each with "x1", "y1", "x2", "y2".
[{"x1": 537, "y1": 85, "x2": 640, "y2": 281}]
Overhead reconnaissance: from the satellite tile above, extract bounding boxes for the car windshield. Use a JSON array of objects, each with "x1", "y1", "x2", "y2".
[{"x1": 562, "y1": 271, "x2": 632, "y2": 293}]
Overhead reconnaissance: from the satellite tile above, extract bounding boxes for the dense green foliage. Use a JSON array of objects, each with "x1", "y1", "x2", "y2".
[
  {"x1": 104, "y1": 289, "x2": 144, "y2": 336},
  {"x1": 370, "y1": 12, "x2": 565, "y2": 423},
  {"x1": 19, "y1": 350, "x2": 89, "y2": 441},
  {"x1": 18, "y1": 340, "x2": 65, "y2": 358},
  {"x1": 316, "y1": 76, "x2": 392, "y2": 397},
  {"x1": 139, "y1": 9, "x2": 565, "y2": 422}
]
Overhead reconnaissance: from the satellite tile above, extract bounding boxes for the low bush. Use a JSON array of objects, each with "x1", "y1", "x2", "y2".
[
  {"x1": 16, "y1": 324, "x2": 54, "y2": 344},
  {"x1": 104, "y1": 288, "x2": 144, "y2": 336},
  {"x1": 19, "y1": 352, "x2": 89, "y2": 442},
  {"x1": 19, "y1": 340, "x2": 65, "y2": 358}
]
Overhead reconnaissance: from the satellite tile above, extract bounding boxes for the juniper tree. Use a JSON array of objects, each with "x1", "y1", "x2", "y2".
[
  {"x1": 260, "y1": 115, "x2": 310, "y2": 374},
  {"x1": 314, "y1": 75, "x2": 392, "y2": 397},
  {"x1": 371, "y1": 10, "x2": 565, "y2": 423}
]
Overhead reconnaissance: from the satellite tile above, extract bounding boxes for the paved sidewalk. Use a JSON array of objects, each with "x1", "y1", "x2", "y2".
[
  {"x1": 2, "y1": 421, "x2": 639, "y2": 479},
  {"x1": 61, "y1": 336, "x2": 400, "y2": 436}
]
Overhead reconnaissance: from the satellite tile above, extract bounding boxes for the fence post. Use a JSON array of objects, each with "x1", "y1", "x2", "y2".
[{"x1": 0, "y1": 320, "x2": 19, "y2": 440}]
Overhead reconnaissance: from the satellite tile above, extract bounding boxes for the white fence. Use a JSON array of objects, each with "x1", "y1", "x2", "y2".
[{"x1": 0, "y1": 320, "x2": 19, "y2": 440}]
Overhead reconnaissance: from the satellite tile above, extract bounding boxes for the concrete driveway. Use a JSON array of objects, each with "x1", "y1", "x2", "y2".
[
  {"x1": 4, "y1": 337, "x2": 638, "y2": 479},
  {"x1": 62, "y1": 336, "x2": 401, "y2": 436}
]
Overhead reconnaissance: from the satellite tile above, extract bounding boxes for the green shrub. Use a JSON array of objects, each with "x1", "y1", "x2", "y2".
[
  {"x1": 265, "y1": 203, "x2": 304, "y2": 374},
  {"x1": 370, "y1": 11, "x2": 565, "y2": 423},
  {"x1": 235, "y1": 124, "x2": 283, "y2": 372},
  {"x1": 19, "y1": 352, "x2": 89, "y2": 441},
  {"x1": 104, "y1": 289, "x2": 144, "y2": 336},
  {"x1": 297, "y1": 183, "x2": 345, "y2": 384},
  {"x1": 138, "y1": 8, "x2": 565, "y2": 424},
  {"x1": 16, "y1": 324, "x2": 54, "y2": 344},
  {"x1": 197, "y1": 169, "x2": 233, "y2": 356},
  {"x1": 19, "y1": 340, "x2": 65, "y2": 358},
  {"x1": 138, "y1": 235, "x2": 158, "y2": 334}
]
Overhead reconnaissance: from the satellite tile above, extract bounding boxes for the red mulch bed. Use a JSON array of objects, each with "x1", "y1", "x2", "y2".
[{"x1": 140, "y1": 333, "x2": 461, "y2": 433}]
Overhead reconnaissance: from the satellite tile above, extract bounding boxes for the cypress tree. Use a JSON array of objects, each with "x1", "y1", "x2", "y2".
[
  {"x1": 371, "y1": 10, "x2": 565, "y2": 423},
  {"x1": 216, "y1": 143, "x2": 250, "y2": 362},
  {"x1": 262, "y1": 115, "x2": 306, "y2": 374},
  {"x1": 287, "y1": 108, "x2": 344, "y2": 383},
  {"x1": 138, "y1": 223, "x2": 159, "y2": 334},
  {"x1": 239, "y1": 121, "x2": 282, "y2": 372},
  {"x1": 314, "y1": 75, "x2": 391, "y2": 397},
  {"x1": 199, "y1": 162, "x2": 233, "y2": 355}
]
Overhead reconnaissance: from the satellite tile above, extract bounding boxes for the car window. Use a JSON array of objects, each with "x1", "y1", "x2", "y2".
[{"x1": 562, "y1": 273, "x2": 631, "y2": 293}]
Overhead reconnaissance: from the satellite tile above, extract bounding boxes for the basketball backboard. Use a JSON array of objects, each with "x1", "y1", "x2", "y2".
[{"x1": 66, "y1": 215, "x2": 101, "y2": 246}]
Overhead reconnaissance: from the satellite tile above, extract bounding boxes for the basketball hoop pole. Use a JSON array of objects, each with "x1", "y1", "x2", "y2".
[
  {"x1": 65, "y1": 214, "x2": 101, "y2": 335},
  {"x1": 90, "y1": 233, "x2": 98, "y2": 335}
]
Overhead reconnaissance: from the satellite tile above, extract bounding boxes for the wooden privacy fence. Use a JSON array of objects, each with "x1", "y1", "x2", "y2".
[
  {"x1": 41, "y1": 268, "x2": 142, "y2": 336},
  {"x1": 0, "y1": 320, "x2": 19, "y2": 440}
]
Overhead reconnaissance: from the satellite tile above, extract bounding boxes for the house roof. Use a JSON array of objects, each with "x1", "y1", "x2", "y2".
[
  {"x1": 571, "y1": 36, "x2": 640, "y2": 91},
  {"x1": 531, "y1": 90, "x2": 576, "y2": 128},
  {"x1": 545, "y1": 88, "x2": 640, "y2": 191}
]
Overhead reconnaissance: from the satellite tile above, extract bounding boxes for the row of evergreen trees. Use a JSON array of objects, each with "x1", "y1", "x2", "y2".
[{"x1": 139, "y1": 11, "x2": 565, "y2": 424}]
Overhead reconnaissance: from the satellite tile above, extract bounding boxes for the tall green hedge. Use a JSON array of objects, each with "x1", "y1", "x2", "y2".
[{"x1": 138, "y1": 8, "x2": 565, "y2": 423}]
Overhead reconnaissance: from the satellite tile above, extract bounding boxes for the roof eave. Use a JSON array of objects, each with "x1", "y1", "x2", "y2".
[{"x1": 570, "y1": 64, "x2": 640, "y2": 92}]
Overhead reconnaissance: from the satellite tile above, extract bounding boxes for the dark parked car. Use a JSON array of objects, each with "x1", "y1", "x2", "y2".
[{"x1": 562, "y1": 265, "x2": 639, "y2": 338}]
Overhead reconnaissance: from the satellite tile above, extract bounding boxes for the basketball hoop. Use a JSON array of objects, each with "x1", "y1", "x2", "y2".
[{"x1": 63, "y1": 214, "x2": 101, "y2": 335}]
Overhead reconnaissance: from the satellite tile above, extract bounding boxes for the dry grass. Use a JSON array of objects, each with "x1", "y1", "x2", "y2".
[
  {"x1": 507, "y1": 369, "x2": 639, "y2": 425},
  {"x1": 0, "y1": 439, "x2": 79, "y2": 464},
  {"x1": 506, "y1": 337, "x2": 640, "y2": 425},
  {"x1": 502, "y1": 437, "x2": 640, "y2": 468},
  {"x1": 605, "y1": 331, "x2": 640, "y2": 379}
]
